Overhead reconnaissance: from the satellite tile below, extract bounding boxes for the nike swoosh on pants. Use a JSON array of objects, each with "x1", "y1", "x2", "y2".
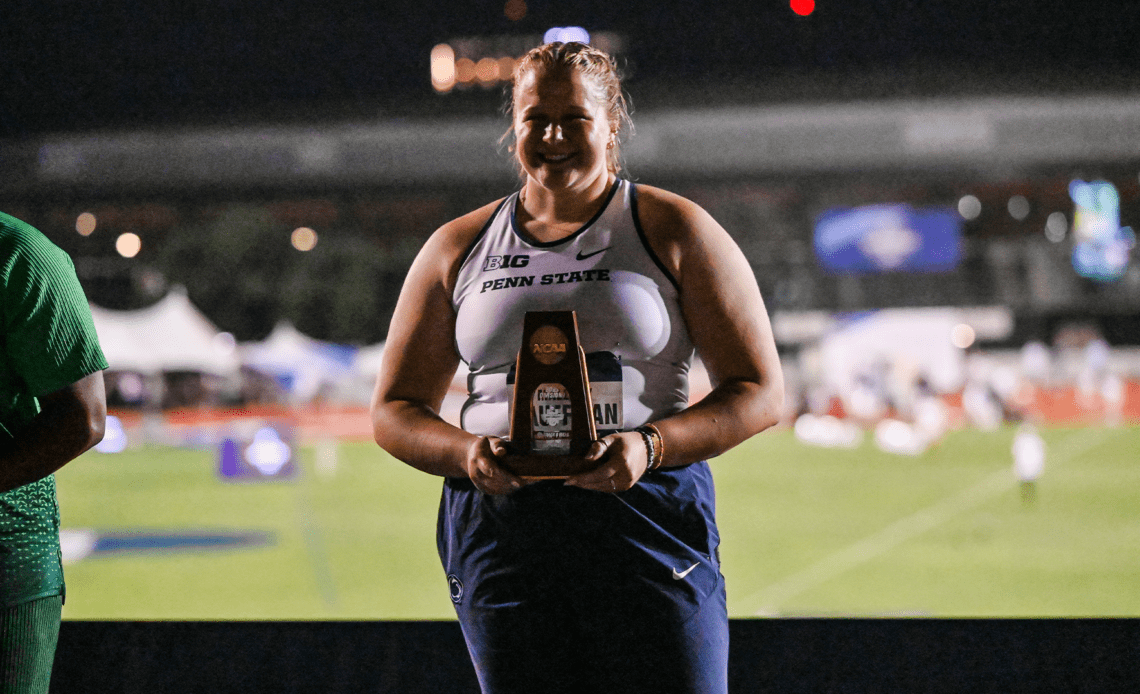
[{"x1": 672, "y1": 562, "x2": 700, "y2": 580}]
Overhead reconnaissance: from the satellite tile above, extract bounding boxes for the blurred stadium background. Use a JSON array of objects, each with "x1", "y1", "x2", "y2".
[{"x1": 2, "y1": 1, "x2": 1139, "y2": 622}]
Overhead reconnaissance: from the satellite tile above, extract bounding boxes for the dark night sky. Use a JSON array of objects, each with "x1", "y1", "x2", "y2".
[{"x1": 2, "y1": 0, "x2": 1139, "y2": 138}]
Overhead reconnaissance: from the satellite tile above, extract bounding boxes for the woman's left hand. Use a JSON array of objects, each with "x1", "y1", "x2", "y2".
[{"x1": 563, "y1": 431, "x2": 649, "y2": 493}]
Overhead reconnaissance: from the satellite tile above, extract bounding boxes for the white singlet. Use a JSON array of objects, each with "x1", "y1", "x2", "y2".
[{"x1": 452, "y1": 179, "x2": 697, "y2": 437}]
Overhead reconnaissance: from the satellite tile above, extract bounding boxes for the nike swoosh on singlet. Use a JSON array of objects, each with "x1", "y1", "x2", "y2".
[
  {"x1": 672, "y1": 562, "x2": 700, "y2": 580},
  {"x1": 576, "y1": 246, "x2": 612, "y2": 261}
]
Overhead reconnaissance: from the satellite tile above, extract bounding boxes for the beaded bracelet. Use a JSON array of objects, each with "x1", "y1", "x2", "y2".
[
  {"x1": 643, "y1": 422, "x2": 665, "y2": 469},
  {"x1": 634, "y1": 427, "x2": 655, "y2": 471},
  {"x1": 635, "y1": 424, "x2": 664, "y2": 471}
]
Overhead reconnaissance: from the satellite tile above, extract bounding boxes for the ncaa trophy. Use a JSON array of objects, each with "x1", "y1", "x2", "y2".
[{"x1": 502, "y1": 310, "x2": 598, "y2": 478}]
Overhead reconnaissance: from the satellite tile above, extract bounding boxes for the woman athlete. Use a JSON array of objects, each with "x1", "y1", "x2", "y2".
[{"x1": 372, "y1": 41, "x2": 783, "y2": 694}]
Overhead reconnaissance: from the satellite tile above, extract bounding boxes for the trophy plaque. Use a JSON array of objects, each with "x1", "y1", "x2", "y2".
[{"x1": 502, "y1": 310, "x2": 598, "y2": 478}]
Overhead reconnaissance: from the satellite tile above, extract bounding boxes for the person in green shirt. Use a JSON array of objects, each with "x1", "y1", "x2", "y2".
[{"x1": 0, "y1": 211, "x2": 107, "y2": 694}]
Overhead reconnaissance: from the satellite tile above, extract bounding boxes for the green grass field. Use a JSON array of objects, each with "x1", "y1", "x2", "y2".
[{"x1": 55, "y1": 424, "x2": 1140, "y2": 620}]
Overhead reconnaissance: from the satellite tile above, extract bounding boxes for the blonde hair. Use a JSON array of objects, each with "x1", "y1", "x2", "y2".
[{"x1": 502, "y1": 42, "x2": 633, "y2": 177}]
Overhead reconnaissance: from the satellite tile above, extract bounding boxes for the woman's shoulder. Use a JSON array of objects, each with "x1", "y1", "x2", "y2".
[
  {"x1": 434, "y1": 196, "x2": 510, "y2": 252},
  {"x1": 632, "y1": 183, "x2": 718, "y2": 237},
  {"x1": 631, "y1": 183, "x2": 729, "y2": 278},
  {"x1": 416, "y1": 196, "x2": 512, "y2": 289}
]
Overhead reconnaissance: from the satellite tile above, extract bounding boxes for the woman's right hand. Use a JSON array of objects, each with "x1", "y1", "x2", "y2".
[{"x1": 464, "y1": 436, "x2": 524, "y2": 495}]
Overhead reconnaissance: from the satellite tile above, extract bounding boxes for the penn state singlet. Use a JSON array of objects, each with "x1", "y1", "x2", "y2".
[{"x1": 452, "y1": 179, "x2": 696, "y2": 437}]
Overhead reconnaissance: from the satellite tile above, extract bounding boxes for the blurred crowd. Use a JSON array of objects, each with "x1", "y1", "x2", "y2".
[{"x1": 786, "y1": 328, "x2": 1135, "y2": 457}]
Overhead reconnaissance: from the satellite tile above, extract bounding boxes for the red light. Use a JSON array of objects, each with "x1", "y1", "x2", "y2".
[{"x1": 790, "y1": 0, "x2": 814, "y2": 16}]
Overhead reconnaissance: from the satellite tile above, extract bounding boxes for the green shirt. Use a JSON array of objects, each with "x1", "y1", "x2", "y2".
[{"x1": 0, "y1": 211, "x2": 108, "y2": 607}]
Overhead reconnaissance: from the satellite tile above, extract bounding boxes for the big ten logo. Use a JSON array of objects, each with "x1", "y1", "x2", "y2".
[{"x1": 483, "y1": 254, "x2": 530, "y2": 271}]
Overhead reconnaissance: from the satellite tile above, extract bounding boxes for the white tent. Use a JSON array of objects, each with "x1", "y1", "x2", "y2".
[
  {"x1": 818, "y1": 308, "x2": 965, "y2": 397},
  {"x1": 239, "y1": 321, "x2": 358, "y2": 403},
  {"x1": 89, "y1": 286, "x2": 240, "y2": 377}
]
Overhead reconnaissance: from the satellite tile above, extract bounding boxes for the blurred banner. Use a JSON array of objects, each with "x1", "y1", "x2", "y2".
[
  {"x1": 1069, "y1": 179, "x2": 1136, "y2": 282},
  {"x1": 814, "y1": 204, "x2": 962, "y2": 274}
]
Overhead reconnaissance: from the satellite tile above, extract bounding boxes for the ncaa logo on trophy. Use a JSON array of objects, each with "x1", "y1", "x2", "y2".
[{"x1": 502, "y1": 311, "x2": 598, "y2": 478}]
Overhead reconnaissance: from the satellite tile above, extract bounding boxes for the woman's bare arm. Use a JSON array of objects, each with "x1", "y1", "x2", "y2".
[
  {"x1": 645, "y1": 186, "x2": 785, "y2": 466},
  {"x1": 567, "y1": 186, "x2": 783, "y2": 490},
  {"x1": 371, "y1": 204, "x2": 523, "y2": 494}
]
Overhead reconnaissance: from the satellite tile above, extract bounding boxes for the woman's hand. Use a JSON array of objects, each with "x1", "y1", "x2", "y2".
[
  {"x1": 464, "y1": 436, "x2": 525, "y2": 495},
  {"x1": 563, "y1": 432, "x2": 649, "y2": 493}
]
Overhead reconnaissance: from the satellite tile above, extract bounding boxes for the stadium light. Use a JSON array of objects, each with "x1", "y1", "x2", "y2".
[
  {"x1": 951, "y1": 323, "x2": 976, "y2": 349},
  {"x1": 957, "y1": 195, "x2": 982, "y2": 220},
  {"x1": 429, "y1": 31, "x2": 623, "y2": 93},
  {"x1": 76, "y1": 212, "x2": 97, "y2": 236},
  {"x1": 1045, "y1": 212, "x2": 1067, "y2": 242},
  {"x1": 475, "y1": 57, "x2": 499, "y2": 85},
  {"x1": 543, "y1": 26, "x2": 590, "y2": 44},
  {"x1": 431, "y1": 44, "x2": 457, "y2": 93},
  {"x1": 1007, "y1": 195, "x2": 1030, "y2": 221},
  {"x1": 455, "y1": 58, "x2": 476, "y2": 84},
  {"x1": 291, "y1": 227, "x2": 318, "y2": 251},
  {"x1": 498, "y1": 56, "x2": 517, "y2": 81},
  {"x1": 116, "y1": 233, "x2": 141, "y2": 258}
]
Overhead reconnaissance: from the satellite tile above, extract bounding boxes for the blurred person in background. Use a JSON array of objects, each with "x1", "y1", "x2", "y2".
[
  {"x1": 961, "y1": 377, "x2": 1004, "y2": 431},
  {"x1": 1016, "y1": 338, "x2": 1052, "y2": 416},
  {"x1": 1012, "y1": 421, "x2": 1045, "y2": 505},
  {"x1": 1074, "y1": 335, "x2": 1106, "y2": 411},
  {"x1": 844, "y1": 370, "x2": 887, "y2": 425},
  {"x1": 1101, "y1": 370, "x2": 1126, "y2": 426},
  {"x1": 962, "y1": 347, "x2": 1004, "y2": 430},
  {"x1": 0, "y1": 212, "x2": 107, "y2": 693},
  {"x1": 372, "y1": 42, "x2": 783, "y2": 694},
  {"x1": 911, "y1": 376, "x2": 950, "y2": 446}
]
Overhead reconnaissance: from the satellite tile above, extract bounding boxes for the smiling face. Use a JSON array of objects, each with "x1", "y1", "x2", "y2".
[{"x1": 512, "y1": 65, "x2": 617, "y2": 195}]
